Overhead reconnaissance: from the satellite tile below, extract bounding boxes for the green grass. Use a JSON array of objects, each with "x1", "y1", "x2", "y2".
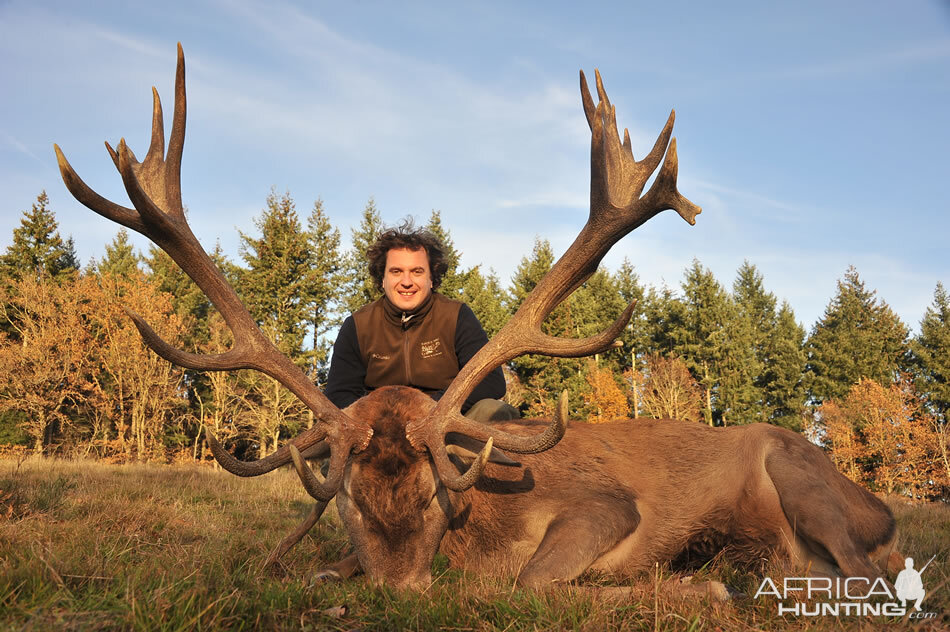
[{"x1": 1, "y1": 457, "x2": 947, "y2": 631}]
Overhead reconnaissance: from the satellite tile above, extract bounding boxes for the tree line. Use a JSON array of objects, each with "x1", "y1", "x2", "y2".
[{"x1": 2, "y1": 190, "x2": 948, "y2": 500}]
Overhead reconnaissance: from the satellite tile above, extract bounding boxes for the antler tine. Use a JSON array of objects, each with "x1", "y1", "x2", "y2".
[
  {"x1": 55, "y1": 44, "x2": 372, "y2": 484},
  {"x1": 424, "y1": 392, "x2": 569, "y2": 493},
  {"x1": 407, "y1": 70, "x2": 699, "y2": 462}
]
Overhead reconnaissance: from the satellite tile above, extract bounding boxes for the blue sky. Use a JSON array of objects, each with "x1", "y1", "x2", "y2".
[{"x1": 2, "y1": 0, "x2": 948, "y2": 333}]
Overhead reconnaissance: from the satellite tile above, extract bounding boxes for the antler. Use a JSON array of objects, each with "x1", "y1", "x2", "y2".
[
  {"x1": 54, "y1": 44, "x2": 371, "y2": 500},
  {"x1": 407, "y1": 69, "x2": 701, "y2": 489}
]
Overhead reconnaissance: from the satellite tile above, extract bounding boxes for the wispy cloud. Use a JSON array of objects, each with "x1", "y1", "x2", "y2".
[{"x1": 772, "y1": 39, "x2": 950, "y2": 81}]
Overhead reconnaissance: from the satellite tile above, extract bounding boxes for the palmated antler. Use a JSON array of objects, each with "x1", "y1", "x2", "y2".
[
  {"x1": 54, "y1": 44, "x2": 371, "y2": 501},
  {"x1": 406, "y1": 69, "x2": 701, "y2": 490}
]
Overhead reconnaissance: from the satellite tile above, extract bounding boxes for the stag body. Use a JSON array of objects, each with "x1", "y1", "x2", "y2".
[{"x1": 339, "y1": 387, "x2": 899, "y2": 589}]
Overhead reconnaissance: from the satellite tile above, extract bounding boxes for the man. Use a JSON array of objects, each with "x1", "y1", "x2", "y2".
[{"x1": 325, "y1": 222, "x2": 517, "y2": 421}]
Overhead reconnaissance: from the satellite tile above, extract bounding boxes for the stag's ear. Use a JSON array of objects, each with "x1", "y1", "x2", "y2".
[{"x1": 445, "y1": 432, "x2": 521, "y2": 467}]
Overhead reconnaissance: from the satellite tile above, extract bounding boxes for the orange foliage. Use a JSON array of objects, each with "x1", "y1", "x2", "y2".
[
  {"x1": 0, "y1": 275, "x2": 104, "y2": 453},
  {"x1": 634, "y1": 354, "x2": 703, "y2": 423},
  {"x1": 819, "y1": 377, "x2": 939, "y2": 497},
  {"x1": 581, "y1": 360, "x2": 629, "y2": 423}
]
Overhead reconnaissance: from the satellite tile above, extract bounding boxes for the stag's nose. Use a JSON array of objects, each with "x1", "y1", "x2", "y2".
[{"x1": 372, "y1": 570, "x2": 432, "y2": 592}]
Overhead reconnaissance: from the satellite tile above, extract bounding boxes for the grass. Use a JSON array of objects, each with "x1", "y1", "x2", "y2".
[{"x1": 1, "y1": 457, "x2": 947, "y2": 631}]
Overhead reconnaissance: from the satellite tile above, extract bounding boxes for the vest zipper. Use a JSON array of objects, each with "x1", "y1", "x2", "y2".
[{"x1": 403, "y1": 328, "x2": 411, "y2": 385}]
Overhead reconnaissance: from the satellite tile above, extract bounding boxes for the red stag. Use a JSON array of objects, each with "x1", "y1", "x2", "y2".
[{"x1": 56, "y1": 45, "x2": 901, "y2": 593}]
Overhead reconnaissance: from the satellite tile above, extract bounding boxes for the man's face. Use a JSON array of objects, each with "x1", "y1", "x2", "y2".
[{"x1": 382, "y1": 247, "x2": 432, "y2": 312}]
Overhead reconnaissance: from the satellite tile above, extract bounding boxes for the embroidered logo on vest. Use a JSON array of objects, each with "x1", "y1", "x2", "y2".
[
  {"x1": 371, "y1": 352, "x2": 391, "y2": 361},
  {"x1": 420, "y1": 338, "x2": 443, "y2": 359}
]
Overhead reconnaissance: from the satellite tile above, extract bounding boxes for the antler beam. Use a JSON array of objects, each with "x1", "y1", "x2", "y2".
[
  {"x1": 406, "y1": 69, "x2": 701, "y2": 488},
  {"x1": 54, "y1": 44, "x2": 371, "y2": 499}
]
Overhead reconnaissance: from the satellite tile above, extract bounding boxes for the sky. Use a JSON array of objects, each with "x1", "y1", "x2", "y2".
[{"x1": 1, "y1": 0, "x2": 948, "y2": 333}]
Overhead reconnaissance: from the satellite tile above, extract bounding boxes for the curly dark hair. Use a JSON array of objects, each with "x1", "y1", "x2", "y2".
[{"x1": 366, "y1": 220, "x2": 448, "y2": 291}]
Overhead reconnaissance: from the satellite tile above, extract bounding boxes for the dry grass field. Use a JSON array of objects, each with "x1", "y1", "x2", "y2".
[{"x1": 1, "y1": 456, "x2": 947, "y2": 631}]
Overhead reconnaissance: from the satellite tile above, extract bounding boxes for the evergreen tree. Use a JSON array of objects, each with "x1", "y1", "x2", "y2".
[
  {"x1": 678, "y1": 260, "x2": 739, "y2": 425},
  {"x1": 730, "y1": 261, "x2": 773, "y2": 423},
  {"x1": 98, "y1": 230, "x2": 143, "y2": 278},
  {"x1": 506, "y1": 239, "x2": 575, "y2": 415},
  {"x1": 505, "y1": 239, "x2": 628, "y2": 418},
  {"x1": 913, "y1": 282, "x2": 950, "y2": 422},
  {"x1": 237, "y1": 190, "x2": 320, "y2": 360},
  {"x1": 764, "y1": 301, "x2": 807, "y2": 429},
  {"x1": 339, "y1": 198, "x2": 384, "y2": 316},
  {"x1": 640, "y1": 284, "x2": 689, "y2": 357},
  {"x1": 507, "y1": 238, "x2": 555, "y2": 312},
  {"x1": 614, "y1": 258, "x2": 647, "y2": 374},
  {"x1": 306, "y1": 198, "x2": 343, "y2": 373},
  {"x1": 425, "y1": 210, "x2": 465, "y2": 300},
  {"x1": 457, "y1": 265, "x2": 508, "y2": 339},
  {"x1": 805, "y1": 266, "x2": 910, "y2": 404},
  {"x1": 1, "y1": 191, "x2": 79, "y2": 282}
]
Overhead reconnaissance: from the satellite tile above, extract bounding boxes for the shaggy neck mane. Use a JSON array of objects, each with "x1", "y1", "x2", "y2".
[{"x1": 350, "y1": 388, "x2": 433, "y2": 542}]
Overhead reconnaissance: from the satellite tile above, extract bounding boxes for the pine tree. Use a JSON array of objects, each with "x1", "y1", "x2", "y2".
[
  {"x1": 506, "y1": 239, "x2": 581, "y2": 416},
  {"x1": 614, "y1": 258, "x2": 647, "y2": 371},
  {"x1": 456, "y1": 266, "x2": 508, "y2": 339},
  {"x1": 506, "y1": 239, "x2": 628, "y2": 418},
  {"x1": 98, "y1": 230, "x2": 143, "y2": 278},
  {"x1": 678, "y1": 260, "x2": 738, "y2": 425},
  {"x1": 425, "y1": 210, "x2": 465, "y2": 299},
  {"x1": 339, "y1": 198, "x2": 384, "y2": 316},
  {"x1": 1, "y1": 191, "x2": 79, "y2": 282},
  {"x1": 306, "y1": 198, "x2": 343, "y2": 373},
  {"x1": 233, "y1": 190, "x2": 322, "y2": 455},
  {"x1": 237, "y1": 190, "x2": 320, "y2": 359},
  {"x1": 764, "y1": 301, "x2": 807, "y2": 429},
  {"x1": 805, "y1": 266, "x2": 910, "y2": 404},
  {"x1": 640, "y1": 284, "x2": 689, "y2": 357},
  {"x1": 913, "y1": 282, "x2": 950, "y2": 422},
  {"x1": 507, "y1": 238, "x2": 555, "y2": 313},
  {"x1": 730, "y1": 262, "x2": 773, "y2": 423}
]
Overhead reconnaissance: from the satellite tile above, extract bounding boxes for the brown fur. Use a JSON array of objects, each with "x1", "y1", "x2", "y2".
[{"x1": 334, "y1": 387, "x2": 899, "y2": 590}]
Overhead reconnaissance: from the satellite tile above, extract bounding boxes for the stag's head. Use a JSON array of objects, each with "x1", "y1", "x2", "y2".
[
  {"x1": 55, "y1": 44, "x2": 699, "y2": 590},
  {"x1": 333, "y1": 388, "x2": 451, "y2": 589}
]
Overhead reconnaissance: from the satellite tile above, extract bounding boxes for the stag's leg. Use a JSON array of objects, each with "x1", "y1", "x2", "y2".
[
  {"x1": 765, "y1": 448, "x2": 896, "y2": 580},
  {"x1": 311, "y1": 551, "x2": 362, "y2": 584},
  {"x1": 516, "y1": 504, "x2": 640, "y2": 588},
  {"x1": 261, "y1": 501, "x2": 329, "y2": 571}
]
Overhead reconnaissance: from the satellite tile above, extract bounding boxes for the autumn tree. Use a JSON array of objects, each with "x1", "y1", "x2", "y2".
[
  {"x1": 192, "y1": 309, "x2": 248, "y2": 466},
  {"x1": 91, "y1": 274, "x2": 188, "y2": 460},
  {"x1": 581, "y1": 360, "x2": 629, "y2": 422},
  {"x1": 819, "y1": 377, "x2": 937, "y2": 497},
  {"x1": 637, "y1": 354, "x2": 703, "y2": 423},
  {"x1": 0, "y1": 275, "x2": 100, "y2": 453}
]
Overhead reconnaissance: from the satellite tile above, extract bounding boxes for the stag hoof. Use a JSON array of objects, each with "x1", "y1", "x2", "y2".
[
  {"x1": 308, "y1": 569, "x2": 343, "y2": 587},
  {"x1": 676, "y1": 576, "x2": 735, "y2": 602}
]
